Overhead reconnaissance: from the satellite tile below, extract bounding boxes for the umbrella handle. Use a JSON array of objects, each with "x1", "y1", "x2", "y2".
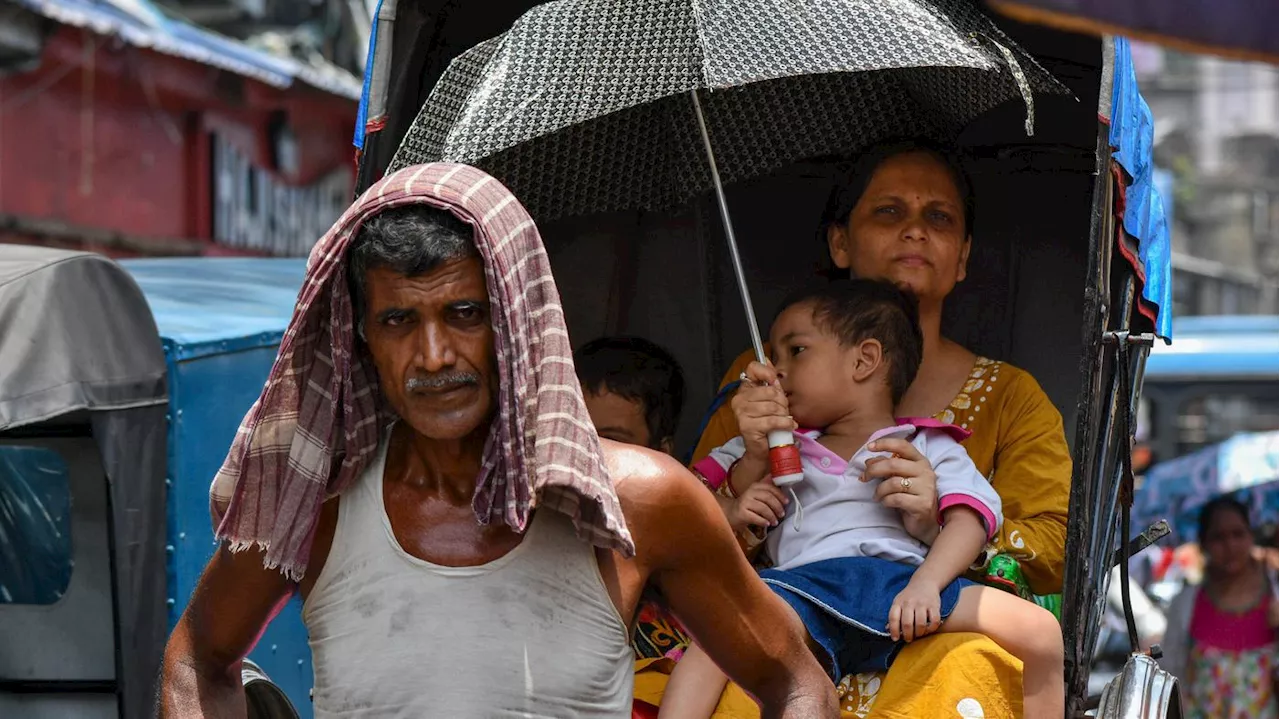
[
  {"x1": 692, "y1": 90, "x2": 801, "y2": 495},
  {"x1": 689, "y1": 89, "x2": 767, "y2": 365}
]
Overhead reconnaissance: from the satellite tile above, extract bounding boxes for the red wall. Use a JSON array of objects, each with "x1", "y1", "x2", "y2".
[{"x1": 0, "y1": 26, "x2": 356, "y2": 256}]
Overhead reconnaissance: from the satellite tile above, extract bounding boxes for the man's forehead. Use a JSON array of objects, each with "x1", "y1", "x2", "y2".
[{"x1": 365, "y1": 257, "x2": 490, "y2": 301}]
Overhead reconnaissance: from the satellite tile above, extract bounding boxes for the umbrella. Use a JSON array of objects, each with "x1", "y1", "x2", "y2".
[
  {"x1": 391, "y1": 0, "x2": 1067, "y2": 223},
  {"x1": 389, "y1": 0, "x2": 1067, "y2": 361},
  {"x1": 1133, "y1": 431, "x2": 1280, "y2": 545}
]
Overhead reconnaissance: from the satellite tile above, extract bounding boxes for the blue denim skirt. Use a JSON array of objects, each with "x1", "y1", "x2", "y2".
[{"x1": 758, "y1": 556, "x2": 974, "y2": 680}]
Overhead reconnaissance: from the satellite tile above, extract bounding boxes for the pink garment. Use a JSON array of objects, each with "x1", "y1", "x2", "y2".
[{"x1": 1189, "y1": 588, "x2": 1275, "y2": 652}]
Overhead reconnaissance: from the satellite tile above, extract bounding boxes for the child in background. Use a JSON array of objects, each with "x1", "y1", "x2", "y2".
[
  {"x1": 659, "y1": 280, "x2": 1064, "y2": 719},
  {"x1": 575, "y1": 336, "x2": 694, "y2": 665}
]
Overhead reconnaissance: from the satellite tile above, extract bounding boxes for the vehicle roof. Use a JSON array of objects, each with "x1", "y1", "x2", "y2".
[
  {"x1": 0, "y1": 244, "x2": 167, "y2": 429},
  {"x1": 1145, "y1": 314, "x2": 1279, "y2": 381},
  {"x1": 120, "y1": 257, "x2": 307, "y2": 360}
]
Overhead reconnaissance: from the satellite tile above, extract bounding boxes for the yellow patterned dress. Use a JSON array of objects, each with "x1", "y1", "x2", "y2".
[{"x1": 633, "y1": 351, "x2": 1071, "y2": 718}]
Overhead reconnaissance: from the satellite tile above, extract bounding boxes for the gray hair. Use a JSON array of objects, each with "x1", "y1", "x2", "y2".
[{"x1": 346, "y1": 205, "x2": 479, "y2": 337}]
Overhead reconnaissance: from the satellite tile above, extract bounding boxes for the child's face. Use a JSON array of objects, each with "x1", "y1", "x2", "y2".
[
  {"x1": 583, "y1": 389, "x2": 652, "y2": 448},
  {"x1": 769, "y1": 302, "x2": 869, "y2": 428}
]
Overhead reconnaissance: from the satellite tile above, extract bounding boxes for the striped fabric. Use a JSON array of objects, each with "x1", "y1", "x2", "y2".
[{"x1": 210, "y1": 163, "x2": 634, "y2": 580}]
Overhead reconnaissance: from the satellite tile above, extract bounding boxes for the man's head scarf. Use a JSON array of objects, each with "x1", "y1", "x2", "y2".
[{"x1": 210, "y1": 163, "x2": 633, "y2": 580}]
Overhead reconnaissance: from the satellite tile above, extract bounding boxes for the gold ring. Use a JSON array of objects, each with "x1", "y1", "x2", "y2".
[{"x1": 900, "y1": 477, "x2": 912, "y2": 490}]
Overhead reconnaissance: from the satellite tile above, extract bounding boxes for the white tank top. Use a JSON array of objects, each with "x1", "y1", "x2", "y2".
[{"x1": 302, "y1": 435, "x2": 632, "y2": 718}]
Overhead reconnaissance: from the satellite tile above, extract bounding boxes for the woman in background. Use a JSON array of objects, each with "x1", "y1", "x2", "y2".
[{"x1": 1163, "y1": 496, "x2": 1278, "y2": 719}]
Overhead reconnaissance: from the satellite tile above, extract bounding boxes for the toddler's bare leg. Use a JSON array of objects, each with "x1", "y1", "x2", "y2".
[
  {"x1": 936, "y1": 585, "x2": 1065, "y2": 719},
  {"x1": 657, "y1": 643, "x2": 729, "y2": 719},
  {"x1": 660, "y1": 594, "x2": 831, "y2": 718}
]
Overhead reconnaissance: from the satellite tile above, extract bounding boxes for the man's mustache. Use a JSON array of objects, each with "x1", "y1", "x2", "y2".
[{"x1": 405, "y1": 372, "x2": 480, "y2": 393}]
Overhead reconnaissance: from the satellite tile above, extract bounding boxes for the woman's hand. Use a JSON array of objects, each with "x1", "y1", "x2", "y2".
[
  {"x1": 730, "y1": 361, "x2": 796, "y2": 462},
  {"x1": 863, "y1": 438, "x2": 941, "y2": 545},
  {"x1": 888, "y1": 577, "x2": 943, "y2": 642},
  {"x1": 729, "y1": 478, "x2": 789, "y2": 533}
]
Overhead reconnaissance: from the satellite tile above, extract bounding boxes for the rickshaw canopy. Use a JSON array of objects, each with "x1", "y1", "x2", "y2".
[
  {"x1": 0, "y1": 246, "x2": 167, "y2": 429},
  {"x1": 986, "y1": 0, "x2": 1278, "y2": 64},
  {"x1": 0, "y1": 245, "x2": 169, "y2": 719}
]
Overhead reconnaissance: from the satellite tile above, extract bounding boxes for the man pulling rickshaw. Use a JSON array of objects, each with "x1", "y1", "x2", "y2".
[{"x1": 158, "y1": 163, "x2": 835, "y2": 717}]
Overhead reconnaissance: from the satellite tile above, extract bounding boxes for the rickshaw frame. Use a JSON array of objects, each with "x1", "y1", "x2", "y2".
[{"x1": 354, "y1": 7, "x2": 1179, "y2": 716}]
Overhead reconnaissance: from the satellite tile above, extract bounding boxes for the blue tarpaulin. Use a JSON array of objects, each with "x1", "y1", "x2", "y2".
[
  {"x1": 354, "y1": 0, "x2": 386, "y2": 149},
  {"x1": 1109, "y1": 37, "x2": 1173, "y2": 340},
  {"x1": 120, "y1": 257, "x2": 315, "y2": 716},
  {"x1": 0, "y1": 447, "x2": 72, "y2": 606},
  {"x1": 122, "y1": 257, "x2": 308, "y2": 358},
  {"x1": 1134, "y1": 431, "x2": 1280, "y2": 544}
]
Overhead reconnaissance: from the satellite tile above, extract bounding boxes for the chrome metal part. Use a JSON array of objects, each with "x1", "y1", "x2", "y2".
[{"x1": 1095, "y1": 653, "x2": 1183, "y2": 719}]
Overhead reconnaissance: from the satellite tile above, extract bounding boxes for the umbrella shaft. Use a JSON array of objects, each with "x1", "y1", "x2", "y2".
[{"x1": 689, "y1": 90, "x2": 767, "y2": 365}]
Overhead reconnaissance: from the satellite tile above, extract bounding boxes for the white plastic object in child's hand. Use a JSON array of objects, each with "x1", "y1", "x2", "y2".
[
  {"x1": 767, "y1": 429, "x2": 804, "y2": 530},
  {"x1": 766, "y1": 430, "x2": 804, "y2": 486}
]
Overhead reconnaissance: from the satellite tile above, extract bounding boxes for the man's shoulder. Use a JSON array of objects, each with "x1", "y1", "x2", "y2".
[
  {"x1": 601, "y1": 440, "x2": 698, "y2": 500},
  {"x1": 600, "y1": 441, "x2": 709, "y2": 530},
  {"x1": 599, "y1": 440, "x2": 728, "y2": 568}
]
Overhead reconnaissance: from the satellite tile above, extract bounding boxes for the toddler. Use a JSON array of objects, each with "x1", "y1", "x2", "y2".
[{"x1": 660, "y1": 280, "x2": 1064, "y2": 718}]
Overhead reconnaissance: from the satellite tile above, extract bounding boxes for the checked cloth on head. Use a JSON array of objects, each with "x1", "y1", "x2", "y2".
[{"x1": 210, "y1": 163, "x2": 634, "y2": 579}]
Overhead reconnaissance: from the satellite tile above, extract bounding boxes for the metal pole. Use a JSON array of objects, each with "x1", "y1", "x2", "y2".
[{"x1": 690, "y1": 89, "x2": 767, "y2": 364}]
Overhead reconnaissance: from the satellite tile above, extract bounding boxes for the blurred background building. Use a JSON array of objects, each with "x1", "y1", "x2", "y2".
[
  {"x1": 0, "y1": 0, "x2": 367, "y2": 258},
  {"x1": 1132, "y1": 42, "x2": 1279, "y2": 316}
]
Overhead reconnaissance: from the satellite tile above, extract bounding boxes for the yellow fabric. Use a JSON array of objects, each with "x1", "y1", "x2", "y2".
[
  {"x1": 843, "y1": 634, "x2": 1024, "y2": 719},
  {"x1": 634, "y1": 658, "x2": 760, "y2": 717},
  {"x1": 671, "y1": 346, "x2": 1071, "y2": 718}
]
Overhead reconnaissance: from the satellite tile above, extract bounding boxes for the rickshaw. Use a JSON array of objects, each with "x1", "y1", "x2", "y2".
[
  {"x1": 0, "y1": 6, "x2": 1183, "y2": 719},
  {"x1": 0, "y1": 247, "x2": 310, "y2": 718},
  {"x1": 349, "y1": 1, "x2": 1181, "y2": 717}
]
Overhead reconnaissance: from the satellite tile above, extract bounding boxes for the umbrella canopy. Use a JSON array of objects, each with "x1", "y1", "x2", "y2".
[
  {"x1": 390, "y1": 0, "x2": 1069, "y2": 221},
  {"x1": 1134, "y1": 431, "x2": 1280, "y2": 545},
  {"x1": 987, "y1": 0, "x2": 1278, "y2": 64}
]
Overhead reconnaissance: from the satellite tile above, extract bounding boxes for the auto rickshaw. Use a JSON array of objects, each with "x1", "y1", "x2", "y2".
[{"x1": 0, "y1": 248, "x2": 310, "y2": 718}]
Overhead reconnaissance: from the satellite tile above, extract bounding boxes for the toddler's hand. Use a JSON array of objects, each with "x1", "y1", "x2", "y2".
[
  {"x1": 888, "y1": 578, "x2": 943, "y2": 642},
  {"x1": 730, "y1": 361, "x2": 796, "y2": 462},
  {"x1": 729, "y1": 479, "x2": 789, "y2": 532}
]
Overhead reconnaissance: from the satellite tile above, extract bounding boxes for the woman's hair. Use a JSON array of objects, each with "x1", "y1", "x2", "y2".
[
  {"x1": 775, "y1": 279, "x2": 924, "y2": 405},
  {"x1": 819, "y1": 138, "x2": 976, "y2": 237},
  {"x1": 1197, "y1": 495, "x2": 1252, "y2": 542}
]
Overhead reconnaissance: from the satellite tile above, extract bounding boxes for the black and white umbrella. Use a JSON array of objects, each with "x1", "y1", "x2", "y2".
[{"x1": 391, "y1": 0, "x2": 1067, "y2": 366}]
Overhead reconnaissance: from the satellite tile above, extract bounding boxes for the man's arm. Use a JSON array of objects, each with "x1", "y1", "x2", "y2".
[
  {"x1": 159, "y1": 544, "x2": 294, "y2": 718},
  {"x1": 634, "y1": 458, "x2": 836, "y2": 718}
]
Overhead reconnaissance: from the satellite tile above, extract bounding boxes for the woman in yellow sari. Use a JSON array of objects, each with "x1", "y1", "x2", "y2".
[{"x1": 634, "y1": 139, "x2": 1071, "y2": 718}]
